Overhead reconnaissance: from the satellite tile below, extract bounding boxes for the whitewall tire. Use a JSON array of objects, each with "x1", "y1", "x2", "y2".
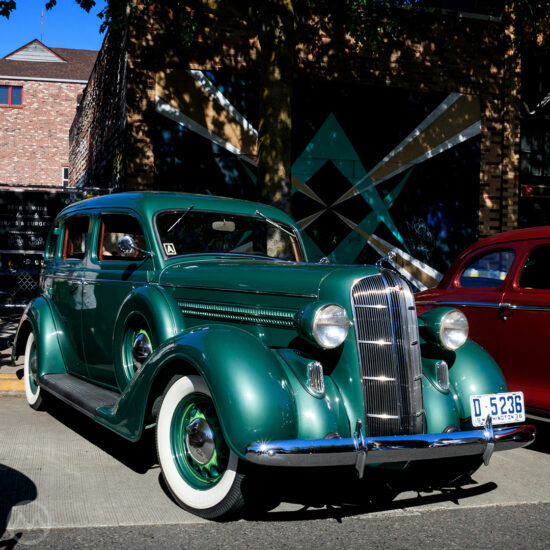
[
  {"x1": 24, "y1": 332, "x2": 44, "y2": 410},
  {"x1": 156, "y1": 375, "x2": 245, "y2": 519}
]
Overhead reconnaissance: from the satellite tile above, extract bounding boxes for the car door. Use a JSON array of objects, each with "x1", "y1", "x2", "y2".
[
  {"x1": 498, "y1": 240, "x2": 550, "y2": 414},
  {"x1": 421, "y1": 246, "x2": 520, "y2": 361},
  {"x1": 81, "y1": 211, "x2": 152, "y2": 388},
  {"x1": 50, "y1": 214, "x2": 90, "y2": 377}
]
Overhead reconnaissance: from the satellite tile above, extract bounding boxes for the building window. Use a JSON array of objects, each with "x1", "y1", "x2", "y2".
[
  {"x1": 0, "y1": 85, "x2": 23, "y2": 107},
  {"x1": 62, "y1": 167, "x2": 69, "y2": 187}
]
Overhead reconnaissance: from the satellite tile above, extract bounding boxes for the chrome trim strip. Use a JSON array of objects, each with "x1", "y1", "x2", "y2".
[
  {"x1": 50, "y1": 274, "x2": 315, "y2": 296},
  {"x1": 160, "y1": 283, "x2": 317, "y2": 299},
  {"x1": 363, "y1": 376, "x2": 396, "y2": 382},
  {"x1": 353, "y1": 304, "x2": 388, "y2": 309},
  {"x1": 500, "y1": 303, "x2": 550, "y2": 312},
  {"x1": 245, "y1": 423, "x2": 536, "y2": 476},
  {"x1": 415, "y1": 300, "x2": 501, "y2": 308},
  {"x1": 52, "y1": 274, "x2": 148, "y2": 286},
  {"x1": 416, "y1": 300, "x2": 550, "y2": 312}
]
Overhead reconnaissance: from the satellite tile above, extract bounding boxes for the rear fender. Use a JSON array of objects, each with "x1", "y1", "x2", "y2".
[
  {"x1": 12, "y1": 298, "x2": 66, "y2": 377},
  {"x1": 112, "y1": 284, "x2": 184, "y2": 390},
  {"x1": 96, "y1": 325, "x2": 299, "y2": 456}
]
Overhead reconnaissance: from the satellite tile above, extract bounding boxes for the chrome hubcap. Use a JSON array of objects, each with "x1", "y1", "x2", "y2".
[
  {"x1": 131, "y1": 330, "x2": 152, "y2": 370},
  {"x1": 185, "y1": 417, "x2": 216, "y2": 465}
]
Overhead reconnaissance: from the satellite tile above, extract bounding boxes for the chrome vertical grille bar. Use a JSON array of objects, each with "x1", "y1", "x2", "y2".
[{"x1": 351, "y1": 271, "x2": 425, "y2": 436}]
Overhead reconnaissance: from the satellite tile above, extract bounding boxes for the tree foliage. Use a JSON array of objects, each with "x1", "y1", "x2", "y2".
[{"x1": 3, "y1": 0, "x2": 550, "y2": 210}]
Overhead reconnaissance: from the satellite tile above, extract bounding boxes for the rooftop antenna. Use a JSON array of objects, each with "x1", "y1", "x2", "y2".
[{"x1": 41, "y1": 9, "x2": 44, "y2": 42}]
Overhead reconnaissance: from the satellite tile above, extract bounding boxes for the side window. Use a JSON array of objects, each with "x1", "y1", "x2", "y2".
[
  {"x1": 44, "y1": 224, "x2": 60, "y2": 260},
  {"x1": 63, "y1": 216, "x2": 89, "y2": 261},
  {"x1": 98, "y1": 214, "x2": 146, "y2": 261},
  {"x1": 518, "y1": 245, "x2": 550, "y2": 289},
  {"x1": 459, "y1": 249, "x2": 515, "y2": 288}
]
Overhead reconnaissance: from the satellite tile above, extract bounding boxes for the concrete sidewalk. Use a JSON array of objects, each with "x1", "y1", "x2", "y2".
[{"x1": 0, "y1": 309, "x2": 24, "y2": 394}]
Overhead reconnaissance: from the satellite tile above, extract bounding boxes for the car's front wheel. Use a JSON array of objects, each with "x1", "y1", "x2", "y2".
[
  {"x1": 23, "y1": 332, "x2": 44, "y2": 410},
  {"x1": 156, "y1": 375, "x2": 246, "y2": 519}
]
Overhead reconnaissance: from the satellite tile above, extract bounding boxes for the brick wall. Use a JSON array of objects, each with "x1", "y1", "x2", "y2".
[
  {"x1": 70, "y1": 27, "x2": 127, "y2": 190},
  {"x1": 0, "y1": 79, "x2": 84, "y2": 188}
]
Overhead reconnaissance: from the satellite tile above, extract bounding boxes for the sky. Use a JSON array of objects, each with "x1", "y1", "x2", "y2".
[{"x1": 0, "y1": 0, "x2": 107, "y2": 57}]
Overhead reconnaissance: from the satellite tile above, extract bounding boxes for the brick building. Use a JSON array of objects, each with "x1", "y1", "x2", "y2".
[
  {"x1": 0, "y1": 39, "x2": 96, "y2": 305},
  {"x1": 68, "y1": 3, "x2": 546, "y2": 290}
]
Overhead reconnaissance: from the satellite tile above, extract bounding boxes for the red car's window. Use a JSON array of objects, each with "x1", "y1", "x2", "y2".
[
  {"x1": 459, "y1": 249, "x2": 515, "y2": 288},
  {"x1": 518, "y1": 245, "x2": 550, "y2": 289}
]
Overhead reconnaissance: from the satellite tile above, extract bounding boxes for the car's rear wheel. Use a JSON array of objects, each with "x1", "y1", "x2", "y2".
[
  {"x1": 156, "y1": 375, "x2": 246, "y2": 519},
  {"x1": 24, "y1": 332, "x2": 44, "y2": 410}
]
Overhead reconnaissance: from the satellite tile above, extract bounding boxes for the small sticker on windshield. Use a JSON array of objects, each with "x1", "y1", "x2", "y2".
[{"x1": 164, "y1": 243, "x2": 177, "y2": 255}]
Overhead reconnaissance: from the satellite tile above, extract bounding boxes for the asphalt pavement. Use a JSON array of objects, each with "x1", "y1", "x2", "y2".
[{"x1": 1, "y1": 394, "x2": 550, "y2": 548}]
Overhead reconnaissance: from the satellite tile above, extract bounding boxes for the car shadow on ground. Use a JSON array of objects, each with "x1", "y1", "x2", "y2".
[
  {"x1": 0, "y1": 464, "x2": 38, "y2": 548},
  {"x1": 41, "y1": 396, "x2": 157, "y2": 474},
  {"x1": 235, "y1": 466, "x2": 498, "y2": 522}
]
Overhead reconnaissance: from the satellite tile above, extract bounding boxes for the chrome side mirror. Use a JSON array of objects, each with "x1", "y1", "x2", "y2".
[
  {"x1": 118, "y1": 235, "x2": 152, "y2": 258},
  {"x1": 118, "y1": 235, "x2": 136, "y2": 255},
  {"x1": 318, "y1": 257, "x2": 330, "y2": 264}
]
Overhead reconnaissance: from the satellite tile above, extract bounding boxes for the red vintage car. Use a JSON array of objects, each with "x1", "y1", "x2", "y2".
[{"x1": 416, "y1": 227, "x2": 550, "y2": 421}]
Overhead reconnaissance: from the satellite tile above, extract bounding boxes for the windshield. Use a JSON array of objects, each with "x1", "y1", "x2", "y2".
[{"x1": 156, "y1": 210, "x2": 304, "y2": 261}]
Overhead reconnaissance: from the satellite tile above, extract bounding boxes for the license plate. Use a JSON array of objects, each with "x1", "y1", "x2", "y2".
[{"x1": 470, "y1": 392, "x2": 525, "y2": 427}]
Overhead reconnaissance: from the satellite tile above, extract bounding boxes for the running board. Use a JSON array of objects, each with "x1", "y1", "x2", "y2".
[{"x1": 39, "y1": 373, "x2": 120, "y2": 419}]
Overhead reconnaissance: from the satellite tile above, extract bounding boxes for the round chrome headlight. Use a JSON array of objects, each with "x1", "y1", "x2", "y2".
[
  {"x1": 312, "y1": 304, "x2": 351, "y2": 349},
  {"x1": 439, "y1": 310, "x2": 469, "y2": 350}
]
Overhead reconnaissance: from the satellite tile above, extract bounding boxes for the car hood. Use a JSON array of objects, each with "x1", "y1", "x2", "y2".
[{"x1": 158, "y1": 256, "x2": 380, "y2": 300}]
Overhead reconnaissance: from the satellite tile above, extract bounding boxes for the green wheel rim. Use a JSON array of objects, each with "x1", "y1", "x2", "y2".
[
  {"x1": 170, "y1": 392, "x2": 229, "y2": 490},
  {"x1": 28, "y1": 339, "x2": 39, "y2": 394}
]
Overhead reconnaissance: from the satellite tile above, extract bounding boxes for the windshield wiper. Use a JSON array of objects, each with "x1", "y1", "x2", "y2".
[
  {"x1": 167, "y1": 205, "x2": 194, "y2": 233},
  {"x1": 255, "y1": 210, "x2": 295, "y2": 238}
]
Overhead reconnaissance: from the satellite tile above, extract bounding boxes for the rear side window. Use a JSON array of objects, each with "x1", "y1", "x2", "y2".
[
  {"x1": 518, "y1": 245, "x2": 550, "y2": 289},
  {"x1": 459, "y1": 249, "x2": 515, "y2": 288},
  {"x1": 98, "y1": 214, "x2": 147, "y2": 261},
  {"x1": 63, "y1": 216, "x2": 89, "y2": 260}
]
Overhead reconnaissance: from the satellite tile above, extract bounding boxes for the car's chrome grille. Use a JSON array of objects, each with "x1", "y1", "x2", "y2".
[{"x1": 351, "y1": 271, "x2": 425, "y2": 436}]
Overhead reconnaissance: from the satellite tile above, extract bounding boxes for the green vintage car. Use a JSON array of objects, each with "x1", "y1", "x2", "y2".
[{"x1": 13, "y1": 192, "x2": 535, "y2": 519}]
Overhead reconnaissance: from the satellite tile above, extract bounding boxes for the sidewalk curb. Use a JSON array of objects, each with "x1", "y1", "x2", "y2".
[{"x1": 0, "y1": 373, "x2": 24, "y2": 393}]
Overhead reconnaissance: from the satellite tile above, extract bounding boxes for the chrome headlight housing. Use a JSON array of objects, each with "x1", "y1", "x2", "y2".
[
  {"x1": 296, "y1": 302, "x2": 351, "y2": 349},
  {"x1": 439, "y1": 309, "x2": 469, "y2": 350},
  {"x1": 419, "y1": 307, "x2": 469, "y2": 351}
]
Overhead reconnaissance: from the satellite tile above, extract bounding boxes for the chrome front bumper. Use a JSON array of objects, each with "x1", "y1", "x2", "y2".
[{"x1": 245, "y1": 419, "x2": 536, "y2": 478}]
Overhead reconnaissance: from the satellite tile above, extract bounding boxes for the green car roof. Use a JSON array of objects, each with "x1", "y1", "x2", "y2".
[{"x1": 59, "y1": 191, "x2": 299, "y2": 229}]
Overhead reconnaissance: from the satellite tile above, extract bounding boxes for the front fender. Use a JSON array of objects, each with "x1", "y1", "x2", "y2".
[
  {"x1": 96, "y1": 325, "x2": 298, "y2": 456},
  {"x1": 449, "y1": 339, "x2": 508, "y2": 423},
  {"x1": 12, "y1": 297, "x2": 66, "y2": 378}
]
